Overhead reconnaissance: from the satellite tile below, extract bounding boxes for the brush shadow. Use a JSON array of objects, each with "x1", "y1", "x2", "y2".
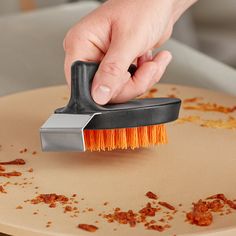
[{"x1": 42, "y1": 147, "x2": 159, "y2": 170}]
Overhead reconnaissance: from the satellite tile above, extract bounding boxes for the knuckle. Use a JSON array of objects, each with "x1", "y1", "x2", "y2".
[
  {"x1": 63, "y1": 26, "x2": 87, "y2": 53},
  {"x1": 63, "y1": 29, "x2": 76, "y2": 52},
  {"x1": 100, "y1": 62, "x2": 123, "y2": 77}
]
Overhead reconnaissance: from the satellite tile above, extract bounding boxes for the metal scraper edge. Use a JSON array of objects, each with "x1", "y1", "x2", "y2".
[{"x1": 40, "y1": 113, "x2": 100, "y2": 152}]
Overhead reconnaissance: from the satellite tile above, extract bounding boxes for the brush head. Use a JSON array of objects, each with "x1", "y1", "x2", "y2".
[{"x1": 40, "y1": 61, "x2": 181, "y2": 152}]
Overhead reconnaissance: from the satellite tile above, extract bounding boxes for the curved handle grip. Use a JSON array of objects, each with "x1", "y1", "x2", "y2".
[
  {"x1": 57, "y1": 61, "x2": 137, "y2": 114},
  {"x1": 70, "y1": 61, "x2": 101, "y2": 111}
]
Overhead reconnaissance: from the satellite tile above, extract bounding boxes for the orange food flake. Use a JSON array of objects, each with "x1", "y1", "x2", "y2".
[
  {"x1": 184, "y1": 102, "x2": 236, "y2": 114},
  {"x1": 186, "y1": 200, "x2": 213, "y2": 226},
  {"x1": 0, "y1": 186, "x2": 6, "y2": 193},
  {"x1": 78, "y1": 224, "x2": 98, "y2": 232},
  {"x1": 158, "y1": 202, "x2": 176, "y2": 211},
  {"x1": 146, "y1": 191, "x2": 158, "y2": 200},
  {"x1": 0, "y1": 171, "x2": 22, "y2": 178},
  {"x1": 31, "y1": 194, "x2": 69, "y2": 207},
  {"x1": 0, "y1": 159, "x2": 25, "y2": 165}
]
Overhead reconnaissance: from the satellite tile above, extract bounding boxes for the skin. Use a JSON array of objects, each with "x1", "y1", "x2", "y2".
[{"x1": 64, "y1": 0, "x2": 197, "y2": 105}]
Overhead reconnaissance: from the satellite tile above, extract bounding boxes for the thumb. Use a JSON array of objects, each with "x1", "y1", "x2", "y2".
[{"x1": 91, "y1": 35, "x2": 139, "y2": 105}]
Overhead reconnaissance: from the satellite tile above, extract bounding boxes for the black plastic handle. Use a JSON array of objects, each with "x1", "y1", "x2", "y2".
[{"x1": 56, "y1": 61, "x2": 137, "y2": 114}]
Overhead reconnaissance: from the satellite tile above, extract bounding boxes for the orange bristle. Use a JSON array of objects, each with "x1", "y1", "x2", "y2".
[{"x1": 84, "y1": 124, "x2": 167, "y2": 152}]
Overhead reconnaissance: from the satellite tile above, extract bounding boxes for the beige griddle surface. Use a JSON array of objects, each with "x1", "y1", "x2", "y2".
[{"x1": 0, "y1": 84, "x2": 236, "y2": 236}]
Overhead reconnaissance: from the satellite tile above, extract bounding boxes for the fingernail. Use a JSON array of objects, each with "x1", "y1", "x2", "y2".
[
  {"x1": 146, "y1": 50, "x2": 153, "y2": 61},
  {"x1": 93, "y1": 85, "x2": 111, "y2": 105}
]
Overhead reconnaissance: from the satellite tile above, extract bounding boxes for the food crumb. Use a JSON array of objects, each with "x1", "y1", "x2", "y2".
[
  {"x1": 186, "y1": 200, "x2": 213, "y2": 226},
  {"x1": 146, "y1": 191, "x2": 158, "y2": 200},
  {"x1": 46, "y1": 221, "x2": 52, "y2": 228},
  {"x1": 183, "y1": 97, "x2": 202, "y2": 103},
  {"x1": 64, "y1": 205, "x2": 73, "y2": 213},
  {"x1": 147, "y1": 224, "x2": 165, "y2": 232},
  {"x1": 150, "y1": 88, "x2": 158, "y2": 93},
  {"x1": 158, "y1": 201, "x2": 176, "y2": 211},
  {"x1": 20, "y1": 148, "x2": 28, "y2": 153},
  {"x1": 78, "y1": 224, "x2": 98, "y2": 232},
  {"x1": 0, "y1": 159, "x2": 25, "y2": 165},
  {"x1": 0, "y1": 171, "x2": 22, "y2": 178},
  {"x1": 16, "y1": 205, "x2": 23, "y2": 209},
  {"x1": 28, "y1": 168, "x2": 34, "y2": 172},
  {"x1": 0, "y1": 185, "x2": 6, "y2": 193},
  {"x1": 30, "y1": 193, "x2": 69, "y2": 208}
]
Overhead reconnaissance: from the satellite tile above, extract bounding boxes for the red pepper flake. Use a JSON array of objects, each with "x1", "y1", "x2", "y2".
[
  {"x1": 146, "y1": 191, "x2": 158, "y2": 200},
  {"x1": 147, "y1": 224, "x2": 165, "y2": 232},
  {"x1": 0, "y1": 185, "x2": 6, "y2": 193},
  {"x1": 0, "y1": 165, "x2": 5, "y2": 171},
  {"x1": 0, "y1": 159, "x2": 25, "y2": 165},
  {"x1": 88, "y1": 208, "x2": 94, "y2": 212},
  {"x1": 72, "y1": 194, "x2": 77, "y2": 197},
  {"x1": 78, "y1": 224, "x2": 98, "y2": 232},
  {"x1": 0, "y1": 171, "x2": 22, "y2": 178},
  {"x1": 158, "y1": 201, "x2": 176, "y2": 211}
]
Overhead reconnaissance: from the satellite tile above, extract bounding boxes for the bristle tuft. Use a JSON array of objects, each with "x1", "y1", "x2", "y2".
[{"x1": 84, "y1": 124, "x2": 167, "y2": 152}]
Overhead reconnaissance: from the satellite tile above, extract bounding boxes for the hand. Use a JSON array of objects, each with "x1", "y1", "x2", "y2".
[{"x1": 64, "y1": 0, "x2": 197, "y2": 105}]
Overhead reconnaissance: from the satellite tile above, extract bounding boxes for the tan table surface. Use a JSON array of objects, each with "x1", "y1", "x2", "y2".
[{"x1": 0, "y1": 84, "x2": 236, "y2": 236}]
